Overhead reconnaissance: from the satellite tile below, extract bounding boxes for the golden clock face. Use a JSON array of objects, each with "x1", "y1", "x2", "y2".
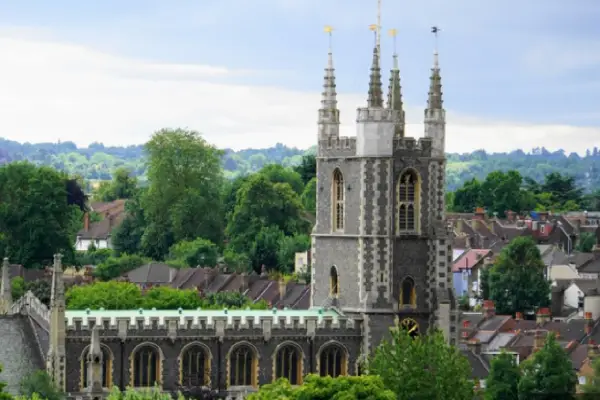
[{"x1": 400, "y1": 318, "x2": 419, "y2": 337}]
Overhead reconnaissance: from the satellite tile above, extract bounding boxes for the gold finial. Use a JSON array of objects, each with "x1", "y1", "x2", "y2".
[
  {"x1": 369, "y1": 24, "x2": 378, "y2": 47},
  {"x1": 388, "y1": 28, "x2": 397, "y2": 55},
  {"x1": 324, "y1": 25, "x2": 333, "y2": 51}
]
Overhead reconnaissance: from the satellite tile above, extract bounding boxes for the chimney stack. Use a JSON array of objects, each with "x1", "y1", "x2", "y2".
[
  {"x1": 483, "y1": 300, "x2": 495, "y2": 319},
  {"x1": 585, "y1": 311, "x2": 594, "y2": 335},
  {"x1": 83, "y1": 212, "x2": 90, "y2": 232},
  {"x1": 474, "y1": 207, "x2": 485, "y2": 220},
  {"x1": 536, "y1": 307, "x2": 551, "y2": 325},
  {"x1": 278, "y1": 277, "x2": 288, "y2": 300},
  {"x1": 506, "y1": 210, "x2": 516, "y2": 223},
  {"x1": 533, "y1": 329, "x2": 545, "y2": 351},
  {"x1": 515, "y1": 312, "x2": 523, "y2": 320},
  {"x1": 468, "y1": 338, "x2": 482, "y2": 354}
]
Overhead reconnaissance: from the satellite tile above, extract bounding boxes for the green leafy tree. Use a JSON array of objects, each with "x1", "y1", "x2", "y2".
[
  {"x1": 488, "y1": 236, "x2": 550, "y2": 315},
  {"x1": 300, "y1": 177, "x2": 317, "y2": 214},
  {"x1": 541, "y1": 172, "x2": 583, "y2": 207},
  {"x1": 94, "y1": 167, "x2": 138, "y2": 202},
  {"x1": 112, "y1": 188, "x2": 147, "y2": 256},
  {"x1": 107, "y1": 386, "x2": 187, "y2": 400},
  {"x1": 66, "y1": 281, "x2": 143, "y2": 310},
  {"x1": 11, "y1": 276, "x2": 25, "y2": 301},
  {"x1": 19, "y1": 370, "x2": 63, "y2": 400},
  {"x1": 452, "y1": 177, "x2": 482, "y2": 213},
  {"x1": 581, "y1": 357, "x2": 600, "y2": 398},
  {"x1": 222, "y1": 175, "x2": 249, "y2": 222},
  {"x1": 248, "y1": 375, "x2": 395, "y2": 400},
  {"x1": 0, "y1": 364, "x2": 12, "y2": 400},
  {"x1": 167, "y1": 238, "x2": 219, "y2": 268},
  {"x1": 141, "y1": 128, "x2": 225, "y2": 259},
  {"x1": 369, "y1": 328, "x2": 473, "y2": 400},
  {"x1": 75, "y1": 247, "x2": 112, "y2": 266},
  {"x1": 226, "y1": 174, "x2": 310, "y2": 255},
  {"x1": 484, "y1": 351, "x2": 520, "y2": 400},
  {"x1": 293, "y1": 153, "x2": 316, "y2": 185},
  {"x1": 94, "y1": 254, "x2": 150, "y2": 281},
  {"x1": 480, "y1": 170, "x2": 533, "y2": 216},
  {"x1": 259, "y1": 164, "x2": 304, "y2": 195},
  {"x1": 23, "y1": 279, "x2": 51, "y2": 306},
  {"x1": 277, "y1": 234, "x2": 311, "y2": 273},
  {"x1": 249, "y1": 226, "x2": 285, "y2": 272},
  {"x1": 0, "y1": 162, "x2": 82, "y2": 268},
  {"x1": 518, "y1": 332, "x2": 577, "y2": 399},
  {"x1": 577, "y1": 232, "x2": 596, "y2": 253}
]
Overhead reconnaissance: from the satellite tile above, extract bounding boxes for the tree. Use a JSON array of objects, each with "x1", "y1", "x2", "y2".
[
  {"x1": 369, "y1": 328, "x2": 473, "y2": 400},
  {"x1": 107, "y1": 386, "x2": 186, "y2": 400},
  {"x1": 94, "y1": 167, "x2": 138, "y2": 202},
  {"x1": 111, "y1": 188, "x2": 147, "y2": 256},
  {"x1": 518, "y1": 332, "x2": 577, "y2": 399},
  {"x1": 293, "y1": 153, "x2": 316, "y2": 185},
  {"x1": 488, "y1": 237, "x2": 550, "y2": 315},
  {"x1": 226, "y1": 174, "x2": 310, "y2": 255},
  {"x1": 19, "y1": 370, "x2": 63, "y2": 400},
  {"x1": 167, "y1": 238, "x2": 219, "y2": 268},
  {"x1": 577, "y1": 232, "x2": 596, "y2": 253},
  {"x1": 247, "y1": 375, "x2": 395, "y2": 400},
  {"x1": 0, "y1": 364, "x2": 12, "y2": 400},
  {"x1": 259, "y1": 164, "x2": 304, "y2": 195},
  {"x1": 277, "y1": 234, "x2": 311, "y2": 273},
  {"x1": 541, "y1": 172, "x2": 583, "y2": 207},
  {"x1": 248, "y1": 226, "x2": 285, "y2": 272},
  {"x1": 0, "y1": 162, "x2": 83, "y2": 268},
  {"x1": 300, "y1": 177, "x2": 317, "y2": 214},
  {"x1": 581, "y1": 357, "x2": 600, "y2": 398},
  {"x1": 94, "y1": 254, "x2": 150, "y2": 281},
  {"x1": 452, "y1": 177, "x2": 482, "y2": 213},
  {"x1": 480, "y1": 170, "x2": 534, "y2": 216},
  {"x1": 141, "y1": 128, "x2": 225, "y2": 259},
  {"x1": 484, "y1": 352, "x2": 520, "y2": 400},
  {"x1": 66, "y1": 281, "x2": 143, "y2": 310}
]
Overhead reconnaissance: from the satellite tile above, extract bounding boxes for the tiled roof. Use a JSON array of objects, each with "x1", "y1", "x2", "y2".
[
  {"x1": 77, "y1": 212, "x2": 125, "y2": 240},
  {"x1": 452, "y1": 249, "x2": 491, "y2": 272},
  {"x1": 461, "y1": 350, "x2": 489, "y2": 379}
]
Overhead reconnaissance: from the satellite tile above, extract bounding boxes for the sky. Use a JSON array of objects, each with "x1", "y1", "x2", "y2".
[{"x1": 0, "y1": 0, "x2": 599, "y2": 154}]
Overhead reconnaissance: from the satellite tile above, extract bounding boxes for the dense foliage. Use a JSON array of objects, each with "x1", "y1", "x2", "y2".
[
  {"x1": 65, "y1": 281, "x2": 268, "y2": 310},
  {"x1": 3, "y1": 136, "x2": 600, "y2": 192},
  {"x1": 18, "y1": 371, "x2": 63, "y2": 400},
  {"x1": 484, "y1": 352, "x2": 520, "y2": 400},
  {"x1": 0, "y1": 364, "x2": 11, "y2": 400},
  {"x1": 486, "y1": 237, "x2": 550, "y2": 315},
  {"x1": 247, "y1": 375, "x2": 395, "y2": 400},
  {"x1": 369, "y1": 328, "x2": 474, "y2": 400}
]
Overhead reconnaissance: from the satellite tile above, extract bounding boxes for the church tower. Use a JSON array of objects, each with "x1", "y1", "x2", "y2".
[
  {"x1": 47, "y1": 253, "x2": 67, "y2": 391},
  {"x1": 311, "y1": 5, "x2": 458, "y2": 356}
]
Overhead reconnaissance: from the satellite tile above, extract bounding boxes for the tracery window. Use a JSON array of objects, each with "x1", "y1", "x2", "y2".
[
  {"x1": 133, "y1": 345, "x2": 160, "y2": 387},
  {"x1": 229, "y1": 345, "x2": 256, "y2": 387},
  {"x1": 332, "y1": 169, "x2": 344, "y2": 231},
  {"x1": 81, "y1": 345, "x2": 112, "y2": 389},
  {"x1": 319, "y1": 344, "x2": 347, "y2": 378},
  {"x1": 397, "y1": 170, "x2": 419, "y2": 233},
  {"x1": 180, "y1": 345, "x2": 209, "y2": 387},
  {"x1": 275, "y1": 344, "x2": 302, "y2": 385}
]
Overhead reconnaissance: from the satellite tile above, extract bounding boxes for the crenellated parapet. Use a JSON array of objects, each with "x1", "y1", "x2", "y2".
[
  {"x1": 65, "y1": 308, "x2": 360, "y2": 341},
  {"x1": 318, "y1": 136, "x2": 357, "y2": 157},
  {"x1": 356, "y1": 107, "x2": 398, "y2": 123},
  {"x1": 394, "y1": 136, "x2": 433, "y2": 157}
]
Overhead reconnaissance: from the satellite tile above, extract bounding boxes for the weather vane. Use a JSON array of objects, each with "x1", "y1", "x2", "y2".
[
  {"x1": 388, "y1": 28, "x2": 398, "y2": 55},
  {"x1": 324, "y1": 25, "x2": 334, "y2": 50},
  {"x1": 369, "y1": 0, "x2": 382, "y2": 50},
  {"x1": 431, "y1": 26, "x2": 440, "y2": 52}
]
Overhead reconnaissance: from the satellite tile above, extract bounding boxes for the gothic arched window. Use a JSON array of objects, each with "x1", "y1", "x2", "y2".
[
  {"x1": 80, "y1": 345, "x2": 112, "y2": 389},
  {"x1": 319, "y1": 344, "x2": 347, "y2": 378},
  {"x1": 400, "y1": 277, "x2": 417, "y2": 308},
  {"x1": 132, "y1": 345, "x2": 160, "y2": 387},
  {"x1": 180, "y1": 345, "x2": 210, "y2": 387},
  {"x1": 274, "y1": 344, "x2": 303, "y2": 385},
  {"x1": 397, "y1": 170, "x2": 420, "y2": 233},
  {"x1": 332, "y1": 169, "x2": 345, "y2": 231},
  {"x1": 329, "y1": 266, "x2": 339, "y2": 297},
  {"x1": 229, "y1": 344, "x2": 257, "y2": 387}
]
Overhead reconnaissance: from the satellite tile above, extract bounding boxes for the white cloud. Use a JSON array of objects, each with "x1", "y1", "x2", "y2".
[{"x1": 0, "y1": 35, "x2": 599, "y2": 154}]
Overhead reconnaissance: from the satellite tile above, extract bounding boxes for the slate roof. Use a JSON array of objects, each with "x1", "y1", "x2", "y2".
[
  {"x1": 461, "y1": 350, "x2": 489, "y2": 379},
  {"x1": 570, "y1": 280, "x2": 600, "y2": 296},
  {"x1": 0, "y1": 316, "x2": 45, "y2": 394},
  {"x1": 77, "y1": 212, "x2": 125, "y2": 240}
]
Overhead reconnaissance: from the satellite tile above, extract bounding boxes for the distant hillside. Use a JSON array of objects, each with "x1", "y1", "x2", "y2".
[{"x1": 1, "y1": 137, "x2": 599, "y2": 192}]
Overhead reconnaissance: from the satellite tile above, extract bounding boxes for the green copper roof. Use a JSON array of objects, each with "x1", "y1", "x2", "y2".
[{"x1": 65, "y1": 307, "x2": 340, "y2": 319}]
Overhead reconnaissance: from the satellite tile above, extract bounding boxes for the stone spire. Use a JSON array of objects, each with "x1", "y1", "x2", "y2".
[
  {"x1": 86, "y1": 326, "x2": 104, "y2": 396},
  {"x1": 318, "y1": 26, "x2": 340, "y2": 140},
  {"x1": 387, "y1": 53, "x2": 405, "y2": 137},
  {"x1": 426, "y1": 51, "x2": 443, "y2": 111},
  {"x1": 367, "y1": 46, "x2": 384, "y2": 108},
  {"x1": 47, "y1": 253, "x2": 66, "y2": 391},
  {"x1": 0, "y1": 257, "x2": 12, "y2": 314}
]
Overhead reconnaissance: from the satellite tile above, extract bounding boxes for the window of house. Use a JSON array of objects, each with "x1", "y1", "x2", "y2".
[{"x1": 332, "y1": 169, "x2": 344, "y2": 231}]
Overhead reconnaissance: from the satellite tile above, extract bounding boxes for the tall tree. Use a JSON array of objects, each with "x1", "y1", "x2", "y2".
[
  {"x1": 541, "y1": 172, "x2": 583, "y2": 206},
  {"x1": 259, "y1": 164, "x2": 304, "y2": 195},
  {"x1": 484, "y1": 352, "x2": 520, "y2": 400},
  {"x1": 111, "y1": 187, "x2": 147, "y2": 256},
  {"x1": 452, "y1": 178, "x2": 482, "y2": 213},
  {"x1": 300, "y1": 177, "x2": 317, "y2": 214},
  {"x1": 518, "y1": 333, "x2": 577, "y2": 399},
  {"x1": 488, "y1": 237, "x2": 550, "y2": 315},
  {"x1": 369, "y1": 328, "x2": 473, "y2": 400},
  {"x1": 94, "y1": 167, "x2": 138, "y2": 202},
  {"x1": 480, "y1": 170, "x2": 534, "y2": 216},
  {"x1": 0, "y1": 162, "x2": 82, "y2": 268},
  {"x1": 293, "y1": 154, "x2": 316, "y2": 185},
  {"x1": 141, "y1": 129, "x2": 225, "y2": 259}
]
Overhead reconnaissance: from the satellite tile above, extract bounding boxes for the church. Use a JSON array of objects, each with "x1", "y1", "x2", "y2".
[{"x1": 0, "y1": 22, "x2": 457, "y2": 400}]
